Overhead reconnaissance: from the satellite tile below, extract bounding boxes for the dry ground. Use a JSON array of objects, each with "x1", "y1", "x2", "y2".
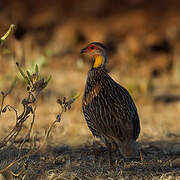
[
  {"x1": 0, "y1": 60, "x2": 179, "y2": 180},
  {"x1": 0, "y1": 3, "x2": 180, "y2": 179}
]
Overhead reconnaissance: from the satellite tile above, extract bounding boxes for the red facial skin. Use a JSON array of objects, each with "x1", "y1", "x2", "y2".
[
  {"x1": 87, "y1": 44, "x2": 98, "y2": 52},
  {"x1": 80, "y1": 44, "x2": 99, "y2": 55}
]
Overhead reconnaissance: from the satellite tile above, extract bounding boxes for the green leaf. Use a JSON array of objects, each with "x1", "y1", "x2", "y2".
[
  {"x1": 44, "y1": 75, "x2": 51, "y2": 88},
  {"x1": 0, "y1": 24, "x2": 15, "y2": 41},
  {"x1": 72, "y1": 93, "x2": 80, "y2": 100},
  {"x1": 16, "y1": 62, "x2": 30, "y2": 84},
  {"x1": 35, "y1": 64, "x2": 39, "y2": 76},
  {"x1": 39, "y1": 73, "x2": 42, "y2": 81},
  {"x1": 26, "y1": 70, "x2": 33, "y2": 83},
  {"x1": 46, "y1": 75, "x2": 51, "y2": 84}
]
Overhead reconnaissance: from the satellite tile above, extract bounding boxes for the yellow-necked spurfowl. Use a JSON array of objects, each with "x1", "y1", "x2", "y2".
[{"x1": 80, "y1": 42, "x2": 140, "y2": 163}]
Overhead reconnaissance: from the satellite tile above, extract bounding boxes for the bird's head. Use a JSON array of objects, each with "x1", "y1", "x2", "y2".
[{"x1": 80, "y1": 42, "x2": 107, "y2": 68}]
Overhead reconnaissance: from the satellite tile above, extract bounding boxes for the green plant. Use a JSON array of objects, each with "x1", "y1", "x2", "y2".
[
  {"x1": 0, "y1": 24, "x2": 15, "y2": 45},
  {"x1": 0, "y1": 62, "x2": 80, "y2": 178}
]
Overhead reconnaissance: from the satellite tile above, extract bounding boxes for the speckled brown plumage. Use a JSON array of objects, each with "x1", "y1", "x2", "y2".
[{"x1": 81, "y1": 42, "x2": 140, "y2": 161}]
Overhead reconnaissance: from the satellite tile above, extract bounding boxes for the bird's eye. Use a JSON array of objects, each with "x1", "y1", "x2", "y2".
[{"x1": 90, "y1": 46, "x2": 95, "y2": 49}]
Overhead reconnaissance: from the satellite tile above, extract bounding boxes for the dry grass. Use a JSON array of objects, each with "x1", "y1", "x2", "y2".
[
  {"x1": 0, "y1": 64, "x2": 179, "y2": 180},
  {"x1": 0, "y1": 5, "x2": 180, "y2": 179},
  {"x1": 0, "y1": 139, "x2": 180, "y2": 179}
]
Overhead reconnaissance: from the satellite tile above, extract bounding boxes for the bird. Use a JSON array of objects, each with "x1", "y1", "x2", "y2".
[{"x1": 80, "y1": 42, "x2": 141, "y2": 164}]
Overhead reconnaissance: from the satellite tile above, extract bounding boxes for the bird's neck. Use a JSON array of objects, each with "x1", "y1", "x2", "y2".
[{"x1": 93, "y1": 55, "x2": 106, "y2": 68}]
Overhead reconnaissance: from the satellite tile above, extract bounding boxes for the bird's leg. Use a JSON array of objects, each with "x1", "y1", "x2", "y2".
[
  {"x1": 92, "y1": 141, "x2": 101, "y2": 163},
  {"x1": 121, "y1": 140, "x2": 140, "y2": 161},
  {"x1": 107, "y1": 143, "x2": 114, "y2": 167},
  {"x1": 92, "y1": 140, "x2": 107, "y2": 163}
]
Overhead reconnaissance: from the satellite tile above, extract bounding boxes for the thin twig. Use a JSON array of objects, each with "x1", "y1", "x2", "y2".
[
  {"x1": 18, "y1": 104, "x2": 36, "y2": 155},
  {"x1": 0, "y1": 93, "x2": 5, "y2": 117}
]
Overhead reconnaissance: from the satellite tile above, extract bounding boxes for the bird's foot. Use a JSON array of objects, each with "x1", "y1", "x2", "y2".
[{"x1": 124, "y1": 156, "x2": 141, "y2": 163}]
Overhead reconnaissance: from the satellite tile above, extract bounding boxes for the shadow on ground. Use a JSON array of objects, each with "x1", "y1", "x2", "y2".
[{"x1": 0, "y1": 137, "x2": 180, "y2": 179}]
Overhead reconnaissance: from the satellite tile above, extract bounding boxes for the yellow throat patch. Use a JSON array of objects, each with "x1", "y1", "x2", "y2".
[{"x1": 93, "y1": 55, "x2": 103, "y2": 68}]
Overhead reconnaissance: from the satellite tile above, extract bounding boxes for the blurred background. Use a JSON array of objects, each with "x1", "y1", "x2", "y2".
[{"x1": 0, "y1": 0, "x2": 180, "y2": 146}]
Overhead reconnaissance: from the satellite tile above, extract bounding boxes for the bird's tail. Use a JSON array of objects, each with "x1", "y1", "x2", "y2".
[{"x1": 120, "y1": 139, "x2": 139, "y2": 158}]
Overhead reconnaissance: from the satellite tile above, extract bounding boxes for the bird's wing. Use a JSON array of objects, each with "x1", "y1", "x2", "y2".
[
  {"x1": 104, "y1": 75, "x2": 140, "y2": 140},
  {"x1": 82, "y1": 102, "x2": 100, "y2": 137}
]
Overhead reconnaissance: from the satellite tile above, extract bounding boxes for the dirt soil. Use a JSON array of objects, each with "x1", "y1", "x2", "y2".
[{"x1": 0, "y1": 1, "x2": 180, "y2": 179}]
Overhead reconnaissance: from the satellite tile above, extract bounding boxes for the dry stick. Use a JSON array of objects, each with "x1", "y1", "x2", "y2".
[
  {"x1": 0, "y1": 99, "x2": 23, "y2": 147},
  {"x1": 18, "y1": 104, "x2": 37, "y2": 155},
  {"x1": 1, "y1": 117, "x2": 28, "y2": 149},
  {"x1": 0, "y1": 121, "x2": 37, "y2": 176},
  {"x1": 0, "y1": 117, "x2": 22, "y2": 148},
  {"x1": 0, "y1": 104, "x2": 27, "y2": 148},
  {"x1": 0, "y1": 96, "x2": 78, "y2": 175},
  {"x1": 10, "y1": 166, "x2": 25, "y2": 177},
  {"x1": 39, "y1": 96, "x2": 79, "y2": 151},
  {"x1": 0, "y1": 131, "x2": 41, "y2": 175},
  {"x1": 0, "y1": 147, "x2": 36, "y2": 174},
  {"x1": 7, "y1": 128, "x2": 22, "y2": 148},
  {"x1": 3, "y1": 104, "x2": 18, "y2": 121},
  {"x1": 0, "y1": 93, "x2": 5, "y2": 117},
  {"x1": 0, "y1": 94, "x2": 35, "y2": 150},
  {"x1": 39, "y1": 107, "x2": 65, "y2": 151},
  {"x1": 0, "y1": 64, "x2": 53, "y2": 176},
  {"x1": 6, "y1": 94, "x2": 35, "y2": 149},
  {"x1": 28, "y1": 105, "x2": 36, "y2": 137},
  {"x1": 0, "y1": 127, "x2": 17, "y2": 148},
  {"x1": 0, "y1": 78, "x2": 17, "y2": 118},
  {"x1": 0, "y1": 112, "x2": 60, "y2": 175}
]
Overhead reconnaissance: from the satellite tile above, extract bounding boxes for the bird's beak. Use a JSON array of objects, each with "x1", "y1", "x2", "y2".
[{"x1": 80, "y1": 47, "x2": 87, "y2": 54}]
